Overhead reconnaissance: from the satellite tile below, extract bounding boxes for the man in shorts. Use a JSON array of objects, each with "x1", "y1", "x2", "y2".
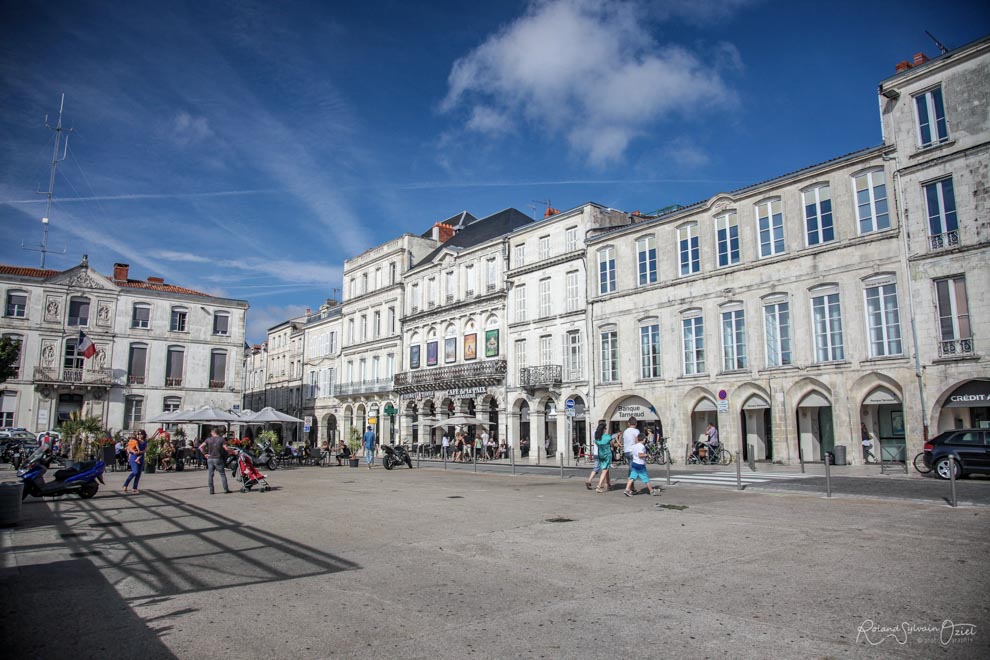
[
  {"x1": 621, "y1": 416, "x2": 640, "y2": 481},
  {"x1": 624, "y1": 433, "x2": 658, "y2": 497}
]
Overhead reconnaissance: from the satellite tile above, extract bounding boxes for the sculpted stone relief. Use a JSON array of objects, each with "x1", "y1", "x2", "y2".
[
  {"x1": 45, "y1": 297, "x2": 60, "y2": 322},
  {"x1": 96, "y1": 347, "x2": 108, "y2": 368},
  {"x1": 41, "y1": 342, "x2": 56, "y2": 367},
  {"x1": 97, "y1": 303, "x2": 112, "y2": 326},
  {"x1": 62, "y1": 271, "x2": 102, "y2": 289}
]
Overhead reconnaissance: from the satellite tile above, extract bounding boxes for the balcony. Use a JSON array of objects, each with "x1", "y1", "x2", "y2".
[
  {"x1": 166, "y1": 377, "x2": 183, "y2": 387},
  {"x1": 520, "y1": 365, "x2": 562, "y2": 389},
  {"x1": 930, "y1": 230, "x2": 959, "y2": 251},
  {"x1": 939, "y1": 337, "x2": 974, "y2": 358},
  {"x1": 336, "y1": 377, "x2": 393, "y2": 397},
  {"x1": 394, "y1": 360, "x2": 507, "y2": 394},
  {"x1": 34, "y1": 366, "x2": 113, "y2": 386},
  {"x1": 127, "y1": 375, "x2": 146, "y2": 385},
  {"x1": 209, "y1": 379, "x2": 226, "y2": 389}
]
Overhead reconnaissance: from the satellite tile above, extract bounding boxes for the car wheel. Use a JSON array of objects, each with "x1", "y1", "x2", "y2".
[{"x1": 934, "y1": 457, "x2": 960, "y2": 480}]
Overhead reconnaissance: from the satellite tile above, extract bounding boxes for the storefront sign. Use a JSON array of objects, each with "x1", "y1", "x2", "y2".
[
  {"x1": 945, "y1": 381, "x2": 990, "y2": 408},
  {"x1": 399, "y1": 386, "x2": 490, "y2": 401},
  {"x1": 612, "y1": 397, "x2": 659, "y2": 421}
]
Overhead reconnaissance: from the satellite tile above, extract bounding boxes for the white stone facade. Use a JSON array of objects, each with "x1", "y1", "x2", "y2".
[
  {"x1": 302, "y1": 302, "x2": 342, "y2": 446},
  {"x1": 1, "y1": 259, "x2": 247, "y2": 435}
]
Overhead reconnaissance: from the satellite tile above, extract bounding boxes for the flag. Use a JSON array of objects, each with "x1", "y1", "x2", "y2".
[{"x1": 78, "y1": 331, "x2": 97, "y2": 359}]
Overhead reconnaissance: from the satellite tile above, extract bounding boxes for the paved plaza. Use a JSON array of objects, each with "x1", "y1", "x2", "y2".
[{"x1": 2, "y1": 463, "x2": 988, "y2": 659}]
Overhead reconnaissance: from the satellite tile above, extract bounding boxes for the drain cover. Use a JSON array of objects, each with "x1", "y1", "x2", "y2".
[
  {"x1": 70, "y1": 550, "x2": 103, "y2": 557},
  {"x1": 545, "y1": 517, "x2": 573, "y2": 523}
]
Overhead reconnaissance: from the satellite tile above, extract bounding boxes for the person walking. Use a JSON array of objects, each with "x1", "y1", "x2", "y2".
[
  {"x1": 586, "y1": 420, "x2": 614, "y2": 492},
  {"x1": 441, "y1": 433, "x2": 450, "y2": 460},
  {"x1": 363, "y1": 425, "x2": 376, "y2": 469},
  {"x1": 122, "y1": 430, "x2": 148, "y2": 494},
  {"x1": 198, "y1": 427, "x2": 234, "y2": 494},
  {"x1": 622, "y1": 416, "x2": 640, "y2": 466},
  {"x1": 624, "y1": 433, "x2": 658, "y2": 497},
  {"x1": 861, "y1": 423, "x2": 875, "y2": 463}
]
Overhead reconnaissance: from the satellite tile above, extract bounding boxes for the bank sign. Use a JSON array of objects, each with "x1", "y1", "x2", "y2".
[{"x1": 946, "y1": 382, "x2": 990, "y2": 408}]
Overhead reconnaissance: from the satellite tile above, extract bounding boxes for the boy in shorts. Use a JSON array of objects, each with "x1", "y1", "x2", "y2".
[{"x1": 624, "y1": 434, "x2": 658, "y2": 497}]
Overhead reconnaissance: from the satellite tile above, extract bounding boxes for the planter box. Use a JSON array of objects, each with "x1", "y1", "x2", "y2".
[{"x1": 348, "y1": 457, "x2": 360, "y2": 467}]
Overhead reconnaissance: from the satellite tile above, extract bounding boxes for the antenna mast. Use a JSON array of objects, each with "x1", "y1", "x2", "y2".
[
  {"x1": 24, "y1": 94, "x2": 72, "y2": 268},
  {"x1": 925, "y1": 30, "x2": 949, "y2": 55}
]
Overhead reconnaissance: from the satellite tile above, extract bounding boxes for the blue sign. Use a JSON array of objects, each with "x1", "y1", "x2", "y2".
[{"x1": 565, "y1": 398, "x2": 575, "y2": 409}]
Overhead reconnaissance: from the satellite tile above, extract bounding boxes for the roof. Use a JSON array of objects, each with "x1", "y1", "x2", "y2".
[
  {"x1": 879, "y1": 33, "x2": 990, "y2": 86},
  {"x1": 412, "y1": 208, "x2": 534, "y2": 269},
  {"x1": 0, "y1": 262, "x2": 227, "y2": 300},
  {"x1": 419, "y1": 211, "x2": 479, "y2": 238},
  {"x1": 0, "y1": 265, "x2": 60, "y2": 278}
]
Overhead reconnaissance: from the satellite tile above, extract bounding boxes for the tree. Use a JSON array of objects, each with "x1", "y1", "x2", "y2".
[{"x1": 0, "y1": 336, "x2": 20, "y2": 384}]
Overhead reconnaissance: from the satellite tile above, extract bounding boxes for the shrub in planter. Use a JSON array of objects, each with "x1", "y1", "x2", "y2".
[
  {"x1": 144, "y1": 438, "x2": 161, "y2": 473},
  {"x1": 347, "y1": 428, "x2": 362, "y2": 467}
]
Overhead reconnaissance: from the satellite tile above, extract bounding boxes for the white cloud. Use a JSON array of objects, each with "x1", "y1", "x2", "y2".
[
  {"x1": 171, "y1": 111, "x2": 215, "y2": 147},
  {"x1": 440, "y1": 0, "x2": 742, "y2": 165},
  {"x1": 150, "y1": 250, "x2": 340, "y2": 286},
  {"x1": 245, "y1": 303, "x2": 308, "y2": 343}
]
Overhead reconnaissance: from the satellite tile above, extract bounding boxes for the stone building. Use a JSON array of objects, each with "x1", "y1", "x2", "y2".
[
  {"x1": 242, "y1": 342, "x2": 268, "y2": 412},
  {"x1": 1, "y1": 258, "x2": 247, "y2": 434},
  {"x1": 302, "y1": 300, "x2": 342, "y2": 446},
  {"x1": 394, "y1": 208, "x2": 532, "y2": 448},
  {"x1": 878, "y1": 35, "x2": 990, "y2": 437},
  {"x1": 504, "y1": 203, "x2": 629, "y2": 462},
  {"x1": 264, "y1": 315, "x2": 306, "y2": 442}
]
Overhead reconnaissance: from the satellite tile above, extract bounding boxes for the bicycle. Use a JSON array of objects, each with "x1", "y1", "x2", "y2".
[
  {"x1": 687, "y1": 442, "x2": 732, "y2": 466},
  {"x1": 912, "y1": 451, "x2": 932, "y2": 474},
  {"x1": 645, "y1": 437, "x2": 673, "y2": 465}
]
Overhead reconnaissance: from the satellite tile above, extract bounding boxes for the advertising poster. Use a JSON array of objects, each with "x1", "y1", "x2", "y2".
[
  {"x1": 445, "y1": 337, "x2": 457, "y2": 363},
  {"x1": 464, "y1": 333, "x2": 477, "y2": 360},
  {"x1": 485, "y1": 329, "x2": 499, "y2": 357},
  {"x1": 410, "y1": 345, "x2": 420, "y2": 369},
  {"x1": 427, "y1": 340, "x2": 438, "y2": 366}
]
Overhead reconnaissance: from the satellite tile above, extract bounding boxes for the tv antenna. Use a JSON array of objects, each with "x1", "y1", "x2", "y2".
[
  {"x1": 22, "y1": 94, "x2": 71, "y2": 268},
  {"x1": 925, "y1": 30, "x2": 949, "y2": 55},
  {"x1": 530, "y1": 199, "x2": 551, "y2": 219}
]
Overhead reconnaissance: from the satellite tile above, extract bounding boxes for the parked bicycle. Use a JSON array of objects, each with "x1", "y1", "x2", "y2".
[
  {"x1": 912, "y1": 451, "x2": 932, "y2": 474},
  {"x1": 687, "y1": 440, "x2": 731, "y2": 465},
  {"x1": 645, "y1": 437, "x2": 673, "y2": 465}
]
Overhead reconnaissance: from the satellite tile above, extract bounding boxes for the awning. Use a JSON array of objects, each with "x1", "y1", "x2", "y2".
[
  {"x1": 694, "y1": 399, "x2": 717, "y2": 412},
  {"x1": 944, "y1": 380, "x2": 990, "y2": 408},
  {"x1": 798, "y1": 392, "x2": 831, "y2": 408},
  {"x1": 742, "y1": 396, "x2": 770, "y2": 410},
  {"x1": 611, "y1": 396, "x2": 659, "y2": 421},
  {"x1": 864, "y1": 388, "x2": 900, "y2": 405}
]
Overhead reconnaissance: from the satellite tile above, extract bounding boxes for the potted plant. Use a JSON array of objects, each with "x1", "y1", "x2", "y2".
[
  {"x1": 347, "y1": 428, "x2": 361, "y2": 467},
  {"x1": 144, "y1": 437, "x2": 161, "y2": 474}
]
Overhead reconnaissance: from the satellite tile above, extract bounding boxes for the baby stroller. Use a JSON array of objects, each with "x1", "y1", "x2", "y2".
[{"x1": 236, "y1": 449, "x2": 272, "y2": 493}]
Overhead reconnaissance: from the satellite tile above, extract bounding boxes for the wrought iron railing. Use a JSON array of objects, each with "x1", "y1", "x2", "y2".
[
  {"x1": 939, "y1": 337, "x2": 974, "y2": 358},
  {"x1": 930, "y1": 230, "x2": 960, "y2": 251},
  {"x1": 209, "y1": 379, "x2": 226, "y2": 389},
  {"x1": 127, "y1": 375, "x2": 146, "y2": 385},
  {"x1": 34, "y1": 366, "x2": 114, "y2": 385},
  {"x1": 520, "y1": 365, "x2": 562, "y2": 388},
  {"x1": 166, "y1": 377, "x2": 183, "y2": 387},
  {"x1": 394, "y1": 360, "x2": 507, "y2": 391},
  {"x1": 336, "y1": 378, "x2": 393, "y2": 396}
]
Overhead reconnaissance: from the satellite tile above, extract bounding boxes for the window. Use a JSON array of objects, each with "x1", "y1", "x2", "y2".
[
  {"x1": 375, "y1": 267, "x2": 382, "y2": 290},
  {"x1": 565, "y1": 227, "x2": 578, "y2": 252},
  {"x1": 411, "y1": 284, "x2": 420, "y2": 312},
  {"x1": 514, "y1": 243, "x2": 526, "y2": 267},
  {"x1": 170, "y1": 307, "x2": 187, "y2": 332},
  {"x1": 362, "y1": 273, "x2": 368, "y2": 294},
  {"x1": 640, "y1": 323, "x2": 661, "y2": 379},
  {"x1": 935, "y1": 276, "x2": 972, "y2": 357},
  {"x1": 600, "y1": 329, "x2": 618, "y2": 383},
  {"x1": 63, "y1": 339, "x2": 83, "y2": 370},
  {"x1": 360, "y1": 315, "x2": 368, "y2": 341},
  {"x1": 915, "y1": 86, "x2": 949, "y2": 147},
  {"x1": 565, "y1": 271, "x2": 579, "y2": 312},
  {"x1": 213, "y1": 312, "x2": 230, "y2": 336},
  {"x1": 427, "y1": 278, "x2": 436, "y2": 306},
  {"x1": 565, "y1": 331, "x2": 583, "y2": 380},
  {"x1": 756, "y1": 200, "x2": 785, "y2": 257},
  {"x1": 637, "y1": 236, "x2": 657, "y2": 285},
  {"x1": 165, "y1": 346, "x2": 184, "y2": 386},
  {"x1": 124, "y1": 396, "x2": 144, "y2": 428},
  {"x1": 1, "y1": 390, "x2": 17, "y2": 427},
  {"x1": 598, "y1": 247, "x2": 616, "y2": 294},
  {"x1": 540, "y1": 335, "x2": 553, "y2": 365},
  {"x1": 346, "y1": 361, "x2": 353, "y2": 383},
  {"x1": 721, "y1": 308, "x2": 747, "y2": 371},
  {"x1": 445, "y1": 270, "x2": 455, "y2": 301},
  {"x1": 465, "y1": 265, "x2": 476, "y2": 295},
  {"x1": 347, "y1": 319, "x2": 355, "y2": 343},
  {"x1": 514, "y1": 339, "x2": 526, "y2": 383},
  {"x1": 209, "y1": 350, "x2": 227, "y2": 388},
  {"x1": 372, "y1": 356, "x2": 380, "y2": 380},
  {"x1": 812, "y1": 290, "x2": 844, "y2": 362},
  {"x1": 539, "y1": 278, "x2": 552, "y2": 317},
  {"x1": 373, "y1": 311, "x2": 381, "y2": 338},
  {"x1": 68, "y1": 297, "x2": 90, "y2": 326},
  {"x1": 763, "y1": 300, "x2": 791, "y2": 367},
  {"x1": 514, "y1": 285, "x2": 527, "y2": 322},
  {"x1": 864, "y1": 279, "x2": 902, "y2": 357},
  {"x1": 5, "y1": 291, "x2": 26, "y2": 318},
  {"x1": 678, "y1": 224, "x2": 699, "y2": 275},
  {"x1": 388, "y1": 307, "x2": 396, "y2": 334},
  {"x1": 486, "y1": 258, "x2": 497, "y2": 292},
  {"x1": 2, "y1": 334, "x2": 22, "y2": 378},
  {"x1": 803, "y1": 185, "x2": 834, "y2": 246},
  {"x1": 389, "y1": 262, "x2": 396, "y2": 284},
  {"x1": 163, "y1": 396, "x2": 181, "y2": 413},
  {"x1": 132, "y1": 303, "x2": 151, "y2": 329},
  {"x1": 539, "y1": 235, "x2": 551, "y2": 260},
  {"x1": 386, "y1": 353, "x2": 394, "y2": 377},
  {"x1": 682, "y1": 315, "x2": 705, "y2": 375},
  {"x1": 854, "y1": 170, "x2": 890, "y2": 234},
  {"x1": 924, "y1": 177, "x2": 959, "y2": 250},
  {"x1": 715, "y1": 213, "x2": 739, "y2": 267}
]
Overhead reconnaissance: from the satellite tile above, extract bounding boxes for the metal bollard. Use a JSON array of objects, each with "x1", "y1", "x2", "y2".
[
  {"x1": 560, "y1": 453, "x2": 564, "y2": 479},
  {"x1": 665, "y1": 455, "x2": 671, "y2": 485},
  {"x1": 736, "y1": 451, "x2": 742, "y2": 490},
  {"x1": 949, "y1": 456, "x2": 957, "y2": 508},
  {"x1": 511, "y1": 447, "x2": 516, "y2": 475},
  {"x1": 443, "y1": 446, "x2": 447, "y2": 471},
  {"x1": 824, "y1": 453, "x2": 831, "y2": 498},
  {"x1": 474, "y1": 446, "x2": 478, "y2": 473}
]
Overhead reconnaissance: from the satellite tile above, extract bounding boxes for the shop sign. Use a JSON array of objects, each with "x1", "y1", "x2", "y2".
[{"x1": 945, "y1": 381, "x2": 990, "y2": 408}]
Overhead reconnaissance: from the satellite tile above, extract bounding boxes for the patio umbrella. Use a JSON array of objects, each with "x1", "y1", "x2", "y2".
[
  {"x1": 240, "y1": 407, "x2": 304, "y2": 424},
  {"x1": 439, "y1": 414, "x2": 489, "y2": 428},
  {"x1": 147, "y1": 407, "x2": 203, "y2": 423},
  {"x1": 183, "y1": 405, "x2": 243, "y2": 423}
]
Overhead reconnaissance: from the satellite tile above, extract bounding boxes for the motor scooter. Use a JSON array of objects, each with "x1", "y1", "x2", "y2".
[
  {"x1": 381, "y1": 443, "x2": 413, "y2": 470},
  {"x1": 17, "y1": 448, "x2": 106, "y2": 500},
  {"x1": 251, "y1": 440, "x2": 279, "y2": 471}
]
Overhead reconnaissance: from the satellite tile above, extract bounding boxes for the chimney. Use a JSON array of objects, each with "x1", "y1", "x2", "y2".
[
  {"x1": 895, "y1": 60, "x2": 912, "y2": 73},
  {"x1": 913, "y1": 52, "x2": 929, "y2": 66},
  {"x1": 543, "y1": 207, "x2": 560, "y2": 219},
  {"x1": 433, "y1": 222, "x2": 455, "y2": 243},
  {"x1": 632, "y1": 210, "x2": 641, "y2": 216},
  {"x1": 147, "y1": 276, "x2": 164, "y2": 284},
  {"x1": 305, "y1": 307, "x2": 311, "y2": 315},
  {"x1": 113, "y1": 263, "x2": 130, "y2": 282}
]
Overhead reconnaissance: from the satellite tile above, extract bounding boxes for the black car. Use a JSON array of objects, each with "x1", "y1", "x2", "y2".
[{"x1": 923, "y1": 429, "x2": 990, "y2": 479}]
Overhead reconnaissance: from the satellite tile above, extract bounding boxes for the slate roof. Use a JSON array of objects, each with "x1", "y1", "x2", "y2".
[
  {"x1": 419, "y1": 210, "x2": 479, "y2": 238},
  {"x1": 412, "y1": 208, "x2": 533, "y2": 269}
]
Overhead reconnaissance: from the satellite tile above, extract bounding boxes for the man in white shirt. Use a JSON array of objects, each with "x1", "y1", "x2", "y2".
[
  {"x1": 624, "y1": 434, "x2": 657, "y2": 497},
  {"x1": 441, "y1": 433, "x2": 450, "y2": 459},
  {"x1": 622, "y1": 417, "x2": 640, "y2": 465}
]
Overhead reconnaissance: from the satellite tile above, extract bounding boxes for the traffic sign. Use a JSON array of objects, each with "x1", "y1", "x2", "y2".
[
  {"x1": 718, "y1": 389, "x2": 728, "y2": 400},
  {"x1": 303, "y1": 425, "x2": 311, "y2": 433},
  {"x1": 717, "y1": 401, "x2": 729, "y2": 414},
  {"x1": 566, "y1": 408, "x2": 576, "y2": 417},
  {"x1": 565, "y1": 398, "x2": 575, "y2": 410},
  {"x1": 304, "y1": 415, "x2": 313, "y2": 426}
]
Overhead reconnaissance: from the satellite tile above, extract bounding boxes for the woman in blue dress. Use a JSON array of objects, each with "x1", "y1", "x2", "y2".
[
  {"x1": 122, "y1": 430, "x2": 148, "y2": 494},
  {"x1": 585, "y1": 420, "x2": 614, "y2": 492}
]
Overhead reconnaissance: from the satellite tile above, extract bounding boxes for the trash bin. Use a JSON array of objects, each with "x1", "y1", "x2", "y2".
[
  {"x1": 0, "y1": 481, "x2": 24, "y2": 527},
  {"x1": 833, "y1": 445, "x2": 847, "y2": 466}
]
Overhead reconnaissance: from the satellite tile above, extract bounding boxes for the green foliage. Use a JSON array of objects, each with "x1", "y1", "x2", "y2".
[
  {"x1": 0, "y1": 336, "x2": 19, "y2": 384},
  {"x1": 257, "y1": 429, "x2": 282, "y2": 454},
  {"x1": 145, "y1": 438, "x2": 162, "y2": 461},
  {"x1": 347, "y1": 427, "x2": 362, "y2": 455},
  {"x1": 59, "y1": 412, "x2": 104, "y2": 461}
]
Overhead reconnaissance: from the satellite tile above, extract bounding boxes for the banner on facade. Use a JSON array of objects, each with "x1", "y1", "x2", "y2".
[
  {"x1": 610, "y1": 396, "x2": 659, "y2": 422},
  {"x1": 945, "y1": 380, "x2": 990, "y2": 407}
]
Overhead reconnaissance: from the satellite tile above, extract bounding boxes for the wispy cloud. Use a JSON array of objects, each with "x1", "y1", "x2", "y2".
[
  {"x1": 171, "y1": 111, "x2": 215, "y2": 147},
  {"x1": 0, "y1": 189, "x2": 277, "y2": 204},
  {"x1": 440, "y1": 0, "x2": 742, "y2": 165},
  {"x1": 150, "y1": 250, "x2": 340, "y2": 286},
  {"x1": 245, "y1": 303, "x2": 309, "y2": 343}
]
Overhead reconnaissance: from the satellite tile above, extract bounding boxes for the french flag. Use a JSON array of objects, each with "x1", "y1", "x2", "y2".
[{"x1": 77, "y1": 331, "x2": 97, "y2": 359}]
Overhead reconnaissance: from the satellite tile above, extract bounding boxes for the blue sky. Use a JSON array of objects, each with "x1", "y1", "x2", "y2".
[{"x1": 1, "y1": 0, "x2": 987, "y2": 342}]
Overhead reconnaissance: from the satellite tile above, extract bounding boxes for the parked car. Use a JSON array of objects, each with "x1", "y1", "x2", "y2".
[
  {"x1": 0, "y1": 430, "x2": 36, "y2": 443},
  {"x1": 923, "y1": 429, "x2": 990, "y2": 479}
]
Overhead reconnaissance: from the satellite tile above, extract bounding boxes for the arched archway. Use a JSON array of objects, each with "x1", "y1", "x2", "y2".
[
  {"x1": 512, "y1": 398, "x2": 531, "y2": 457},
  {"x1": 931, "y1": 379, "x2": 990, "y2": 433},
  {"x1": 795, "y1": 390, "x2": 833, "y2": 462},
  {"x1": 323, "y1": 413, "x2": 338, "y2": 447},
  {"x1": 860, "y1": 385, "x2": 904, "y2": 462},
  {"x1": 740, "y1": 393, "x2": 773, "y2": 462}
]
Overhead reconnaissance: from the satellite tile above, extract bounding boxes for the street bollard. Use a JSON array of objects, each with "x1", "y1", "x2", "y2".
[
  {"x1": 511, "y1": 447, "x2": 515, "y2": 476},
  {"x1": 949, "y1": 456, "x2": 957, "y2": 508},
  {"x1": 560, "y1": 453, "x2": 564, "y2": 479},
  {"x1": 736, "y1": 451, "x2": 742, "y2": 490},
  {"x1": 824, "y1": 453, "x2": 832, "y2": 498},
  {"x1": 665, "y1": 455, "x2": 671, "y2": 485},
  {"x1": 748, "y1": 444, "x2": 756, "y2": 471},
  {"x1": 417, "y1": 447, "x2": 420, "y2": 469},
  {"x1": 474, "y1": 445, "x2": 478, "y2": 473},
  {"x1": 443, "y1": 446, "x2": 447, "y2": 471}
]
